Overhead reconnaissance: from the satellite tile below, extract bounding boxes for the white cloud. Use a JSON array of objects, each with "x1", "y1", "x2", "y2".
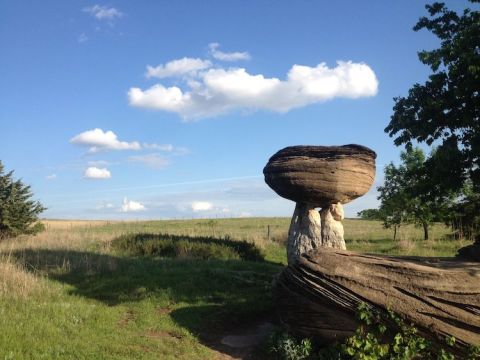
[
  {"x1": 70, "y1": 128, "x2": 141, "y2": 153},
  {"x1": 128, "y1": 153, "x2": 170, "y2": 169},
  {"x1": 78, "y1": 33, "x2": 88, "y2": 43},
  {"x1": 121, "y1": 197, "x2": 145, "y2": 212},
  {"x1": 46, "y1": 174, "x2": 57, "y2": 180},
  {"x1": 129, "y1": 60, "x2": 378, "y2": 119},
  {"x1": 141, "y1": 143, "x2": 190, "y2": 156},
  {"x1": 142, "y1": 143, "x2": 174, "y2": 151},
  {"x1": 208, "y1": 43, "x2": 250, "y2": 61},
  {"x1": 96, "y1": 202, "x2": 115, "y2": 210},
  {"x1": 84, "y1": 167, "x2": 111, "y2": 179},
  {"x1": 191, "y1": 201, "x2": 213, "y2": 212},
  {"x1": 83, "y1": 5, "x2": 123, "y2": 20},
  {"x1": 146, "y1": 58, "x2": 211, "y2": 79}
]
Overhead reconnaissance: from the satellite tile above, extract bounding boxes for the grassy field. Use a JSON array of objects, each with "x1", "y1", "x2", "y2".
[{"x1": 0, "y1": 218, "x2": 472, "y2": 359}]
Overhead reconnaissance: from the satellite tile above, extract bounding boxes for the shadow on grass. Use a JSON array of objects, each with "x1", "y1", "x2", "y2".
[
  {"x1": 13, "y1": 248, "x2": 281, "y2": 305},
  {"x1": 110, "y1": 232, "x2": 265, "y2": 261},
  {"x1": 11, "y1": 248, "x2": 282, "y2": 356}
]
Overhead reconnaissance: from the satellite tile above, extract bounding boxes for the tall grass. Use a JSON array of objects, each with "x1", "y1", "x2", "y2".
[{"x1": 0, "y1": 255, "x2": 45, "y2": 299}]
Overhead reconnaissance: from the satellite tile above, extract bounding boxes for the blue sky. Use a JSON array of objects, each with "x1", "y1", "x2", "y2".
[{"x1": 0, "y1": 1, "x2": 472, "y2": 219}]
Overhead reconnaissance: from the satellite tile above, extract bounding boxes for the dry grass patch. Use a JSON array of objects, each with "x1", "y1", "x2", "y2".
[
  {"x1": 0, "y1": 256, "x2": 44, "y2": 299},
  {"x1": 42, "y1": 219, "x2": 117, "y2": 230}
]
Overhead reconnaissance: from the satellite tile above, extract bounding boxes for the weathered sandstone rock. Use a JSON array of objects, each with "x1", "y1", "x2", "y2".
[
  {"x1": 287, "y1": 202, "x2": 322, "y2": 264},
  {"x1": 275, "y1": 248, "x2": 480, "y2": 354},
  {"x1": 263, "y1": 145, "x2": 376, "y2": 206},
  {"x1": 320, "y1": 202, "x2": 346, "y2": 249}
]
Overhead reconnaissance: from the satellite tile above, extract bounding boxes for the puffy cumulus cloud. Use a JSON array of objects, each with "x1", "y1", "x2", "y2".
[
  {"x1": 146, "y1": 58, "x2": 212, "y2": 79},
  {"x1": 121, "y1": 197, "x2": 146, "y2": 212},
  {"x1": 83, "y1": 5, "x2": 123, "y2": 20},
  {"x1": 70, "y1": 128, "x2": 141, "y2": 153},
  {"x1": 84, "y1": 167, "x2": 111, "y2": 179},
  {"x1": 208, "y1": 43, "x2": 250, "y2": 61},
  {"x1": 191, "y1": 201, "x2": 213, "y2": 212},
  {"x1": 128, "y1": 153, "x2": 170, "y2": 169},
  {"x1": 129, "y1": 60, "x2": 378, "y2": 119}
]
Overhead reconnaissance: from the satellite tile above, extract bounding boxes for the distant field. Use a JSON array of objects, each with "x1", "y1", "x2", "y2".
[
  {"x1": 38, "y1": 217, "x2": 467, "y2": 257},
  {"x1": 0, "y1": 218, "x2": 472, "y2": 359}
]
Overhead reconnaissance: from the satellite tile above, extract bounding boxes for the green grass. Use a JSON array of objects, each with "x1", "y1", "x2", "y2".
[{"x1": 0, "y1": 217, "x2": 472, "y2": 359}]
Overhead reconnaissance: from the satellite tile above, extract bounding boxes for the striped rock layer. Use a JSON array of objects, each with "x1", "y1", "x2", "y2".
[{"x1": 263, "y1": 145, "x2": 376, "y2": 206}]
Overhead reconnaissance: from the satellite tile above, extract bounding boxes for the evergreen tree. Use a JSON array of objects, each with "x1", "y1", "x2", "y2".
[{"x1": 0, "y1": 161, "x2": 46, "y2": 238}]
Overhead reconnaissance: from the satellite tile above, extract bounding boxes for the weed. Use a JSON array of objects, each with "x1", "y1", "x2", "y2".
[{"x1": 268, "y1": 329, "x2": 313, "y2": 360}]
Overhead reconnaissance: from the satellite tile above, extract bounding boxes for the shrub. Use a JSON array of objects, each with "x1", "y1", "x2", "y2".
[
  {"x1": 0, "y1": 160, "x2": 46, "y2": 239},
  {"x1": 110, "y1": 233, "x2": 264, "y2": 261},
  {"x1": 268, "y1": 329, "x2": 312, "y2": 360}
]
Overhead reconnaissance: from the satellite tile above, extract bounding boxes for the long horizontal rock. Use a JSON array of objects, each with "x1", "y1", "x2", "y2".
[
  {"x1": 275, "y1": 248, "x2": 480, "y2": 352},
  {"x1": 263, "y1": 145, "x2": 376, "y2": 206}
]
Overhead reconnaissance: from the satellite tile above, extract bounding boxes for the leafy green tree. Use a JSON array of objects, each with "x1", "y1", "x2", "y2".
[
  {"x1": 377, "y1": 161, "x2": 410, "y2": 242},
  {"x1": 378, "y1": 148, "x2": 454, "y2": 240},
  {"x1": 357, "y1": 208, "x2": 385, "y2": 221},
  {"x1": 385, "y1": 1, "x2": 480, "y2": 194},
  {"x1": 0, "y1": 160, "x2": 46, "y2": 238}
]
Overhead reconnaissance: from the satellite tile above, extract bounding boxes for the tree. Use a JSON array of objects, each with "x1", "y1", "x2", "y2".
[
  {"x1": 356, "y1": 208, "x2": 384, "y2": 221},
  {"x1": 0, "y1": 161, "x2": 46, "y2": 238},
  {"x1": 377, "y1": 148, "x2": 453, "y2": 240},
  {"x1": 385, "y1": 1, "x2": 480, "y2": 194},
  {"x1": 377, "y1": 159, "x2": 409, "y2": 241}
]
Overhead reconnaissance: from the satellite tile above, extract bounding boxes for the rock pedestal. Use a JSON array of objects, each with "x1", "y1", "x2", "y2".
[
  {"x1": 264, "y1": 144, "x2": 376, "y2": 264},
  {"x1": 287, "y1": 202, "x2": 322, "y2": 265},
  {"x1": 320, "y1": 203, "x2": 346, "y2": 249}
]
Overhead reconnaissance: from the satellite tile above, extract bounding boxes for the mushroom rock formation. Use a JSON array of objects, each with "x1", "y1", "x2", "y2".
[{"x1": 264, "y1": 145, "x2": 376, "y2": 263}]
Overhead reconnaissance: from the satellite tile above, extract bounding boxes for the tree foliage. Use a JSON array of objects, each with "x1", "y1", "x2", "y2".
[
  {"x1": 357, "y1": 208, "x2": 385, "y2": 221},
  {"x1": 385, "y1": 1, "x2": 480, "y2": 193},
  {"x1": 0, "y1": 161, "x2": 46, "y2": 238},
  {"x1": 377, "y1": 148, "x2": 454, "y2": 240}
]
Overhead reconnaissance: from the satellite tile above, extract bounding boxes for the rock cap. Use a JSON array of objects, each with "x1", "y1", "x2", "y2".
[{"x1": 263, "y1": 144, "x2": 376, "y2": 206}]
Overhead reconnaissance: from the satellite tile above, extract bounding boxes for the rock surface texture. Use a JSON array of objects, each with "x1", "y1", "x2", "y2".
[
  {"x1": 287, "y1": 202, "x2": 322, "y2": 264},
  {"x1": 320, "y1": 203, "x2": 346, "y2": 249},
  {"x1": 275, "y1": 248, "x2": 480, "y2": 355},
  {"x1": 264, "y1": 144, "x2": 375, "y2": 263},
  {"x1": 263, "y1": 145, "x2": 376, "y2": 206}
]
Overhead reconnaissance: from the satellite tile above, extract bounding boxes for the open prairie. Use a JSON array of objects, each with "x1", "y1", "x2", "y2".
[{"x1": 0, "y1": 218, "x2": 469, "y2": 359}]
